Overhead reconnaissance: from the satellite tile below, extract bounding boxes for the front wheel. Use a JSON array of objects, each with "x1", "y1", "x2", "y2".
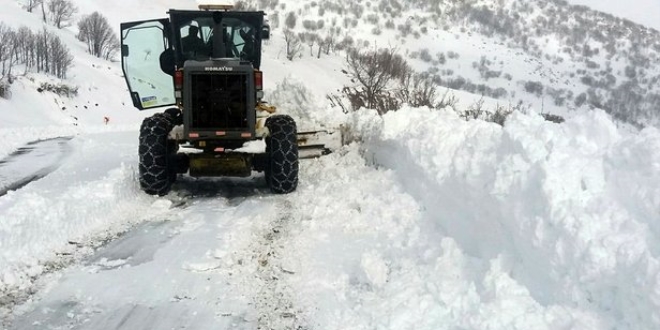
[
  {"x1": 138, "y1": 112, "x2": 178, "y2": 196},
  {"x1": 265, "y1": 115, "x2": 299, "y2": 194}
]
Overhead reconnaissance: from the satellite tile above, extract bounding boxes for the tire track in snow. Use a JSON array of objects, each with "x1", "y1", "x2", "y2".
[
  {"x1": 168, "y1": 177, "x2": 310, "y2": 329},
  {"x1": 248, "y1": 199, "x2": 308, "y2": 330},
  {"x1": 168, "y1": 182, "x2": 310, "y2": 329}
]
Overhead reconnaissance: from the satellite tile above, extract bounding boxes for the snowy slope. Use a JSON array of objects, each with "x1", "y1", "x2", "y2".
[
  {"x1": 1, "y1": 0, "x2": 660, "y2": 329},
  {"x1": 566, "y1": 0, "x2": 660, "y2": 31}
]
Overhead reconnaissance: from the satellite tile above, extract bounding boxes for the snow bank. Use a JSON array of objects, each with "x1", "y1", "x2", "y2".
[
  {"x1": 266, "y1": 76, "x2": 346, "y2": 131},
  {"x1": 341, "y1": 107, "x2": 660, "y2": 329}
]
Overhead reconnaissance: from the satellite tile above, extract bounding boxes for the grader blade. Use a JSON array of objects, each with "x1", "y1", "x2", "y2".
[{"x1": 296, "y1": 130, "x2": 341, "y2": 159}]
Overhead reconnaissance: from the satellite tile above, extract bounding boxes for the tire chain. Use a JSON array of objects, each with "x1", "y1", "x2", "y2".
[
  {"x1": 138, "y1": 111, "x2": 179, "y2": 196},
  {"x1": 265, "y1": 115, "x2": 299, "y2": 194}
]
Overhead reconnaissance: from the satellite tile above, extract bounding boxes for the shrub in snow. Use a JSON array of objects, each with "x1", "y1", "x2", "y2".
[
  {"x1": 0, "y1": 80, "x2": 10, "y2": 99},
  {"x1": 575, "y1": 92, "x2": 587, "y2": 107},
  {"x1": 335, "y1": 35, "x2": 354, "y2": 51},
  {"x1": 459, "y1": 98, "x2": 487, "y2": 121},
  {"x1": 261, "y1": 0, "x2": 280, "y2": 10},
  {"x1": 447, "y1": 51, "x2": 460, "y2": 59},
  {"x1": 338, "y1": 46, "x2": 448, "y2": 114},
  {"x1": 437, "y1": 52, "x2": 446, "y2": 65},
  {"x1": 348, "y1": 2, "x2": 364, "y2": 19},
  {"x1": 457, "y1": 99, "x2": 532, "y2": 126},
  {"x1": 38, "y1": 82, "x2": 78, "y2": 97},
  {"x1": 343, "y1": 46, "x2": 409, "y2": 114},
  {"x1": 397, "y1": 22, "x2": 413, "y2": 37},
  {"x1": 488, "y1": 105, "x2": 514, "y2": 126},
  {"x1": 397, "y1": 72, "x2": 440, "y2": 108},
  {"x1": 524, "y1": 80, "x2": 544, "y2": 97},
  {"x1": 436, "y1": 89, "x2": 459, "y2": 111},
  {"x1": 236, "y1": 0, "x2": 277, "y2": 11},
  {"x1": 302, "y1": 19, "x2": 317, "y2": 31},
  {"x1": 285, "y1": 11, "x2": 297, "y2": 29},
  {"x1": 541, "y1": 113, "x2": 565, "y2": 123},
  {"x1": 365, "y1": 13, "x2": 379, "y2": 25},
  {"x1": 419, "y1": 48, "x2": 433, "y2": 62}
]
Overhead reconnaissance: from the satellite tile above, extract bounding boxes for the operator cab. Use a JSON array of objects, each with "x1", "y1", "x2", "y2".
[{"x1": 120, "y1": 6, "x2": 265, "y2": 110}]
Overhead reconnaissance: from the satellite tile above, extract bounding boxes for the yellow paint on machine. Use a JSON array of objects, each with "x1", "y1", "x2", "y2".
[{"x1": 188, "y1": 153, "x2": 252, "y2": 177}]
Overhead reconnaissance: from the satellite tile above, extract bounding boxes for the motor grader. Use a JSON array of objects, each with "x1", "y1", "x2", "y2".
[{"x1": 120, "y1": 3, "x2": 327, "y2": 196}]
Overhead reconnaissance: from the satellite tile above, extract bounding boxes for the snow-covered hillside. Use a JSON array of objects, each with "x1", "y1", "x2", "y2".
[
  {"x1": 1, "y1": 0, "x2": 660, "y2": 329},
  {"x1": 238, "y1": 0, "x2": 660, "y2": 127},
  {"x1": 566, "y1": 0, "x2": 660, "y2": 31}
]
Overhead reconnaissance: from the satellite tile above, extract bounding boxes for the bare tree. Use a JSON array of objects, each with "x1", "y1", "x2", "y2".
[
  {"x1": 0, "y1": 24, "x2": 12, "y2": 77},
  {"x1": 77, "y1": 12, "x2": 120, "y2": 60},
  {"x1": 0, "y1": 24, "x2": 20, "y2": 81},
  {"x1": 16, "y1": 27, "x2": 35, "y2": 73},
  {"x1": 397, "y1": 72, "x2": 438, "y2": 108},
  {"x1": 283, "y1": 29, "x2": 301, "y2": 61},
  {"x1": 323, "y1": 26, "x2": 340, "y2": 55},
  {"x1": 299, "y1": 32, "x2": 317, "y2": 56},
  {"x1": 33, "y1": 29, "x2": 72, "y2": 78},
  {"x1": 48, "y1": 35, "x2": 73, "y2": 78},
  {"x1": 35, "y1": 28, "x2": 51, "y2": 74},
  {"x1": 0, "y1": 24, "x2": 71, "y2": 81},
  {"x1": 316, "y1": 38, "x2": 325, "y2": 58},
  {"x1": 23, "y1": 0, "x2": 43, "y2": 13},
  {"x1": 40, "y1": 1, "x2": 47, "y2": 23},
  {"x1": 48, "y1": 0, "x2": 78, "y2": 29}
]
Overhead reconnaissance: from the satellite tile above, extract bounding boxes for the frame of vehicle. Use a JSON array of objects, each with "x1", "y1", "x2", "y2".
[{"x1": 120, "y1": 4, "x2": 303, "y2": 196}]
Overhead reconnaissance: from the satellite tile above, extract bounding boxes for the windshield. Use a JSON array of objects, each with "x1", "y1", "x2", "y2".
[{"x1": 175, "y1": 14, "x2": 259, "y2": 64}]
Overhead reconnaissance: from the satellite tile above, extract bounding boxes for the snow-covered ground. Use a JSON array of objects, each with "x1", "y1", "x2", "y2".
[
  {"x1": 1, "y1": 0, "x2": 660, "y2": 329},
  {"x1": 566, "y1": 0, "x2": 660, "y2": 31}
]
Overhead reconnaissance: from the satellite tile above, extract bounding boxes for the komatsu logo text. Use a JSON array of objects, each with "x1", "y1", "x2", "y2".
[{"x1": 205, "y1": 67, "x2": 233, "y2": 72}]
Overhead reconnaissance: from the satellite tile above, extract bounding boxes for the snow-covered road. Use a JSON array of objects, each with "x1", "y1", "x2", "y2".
[
  {"x1": 8, "y1": 184, "x2": 300, "y2": 329},
  {"x1": 2, "y1": 130, "x2": 423, "y2": 330},
  {"x1": 0, "y1": 137, "x2": 74, "y2": 197}
]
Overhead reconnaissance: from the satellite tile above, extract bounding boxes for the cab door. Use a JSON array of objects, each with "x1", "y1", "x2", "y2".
[{"x1": 120, "y1": 19, "x2": 175, "y2": 110}]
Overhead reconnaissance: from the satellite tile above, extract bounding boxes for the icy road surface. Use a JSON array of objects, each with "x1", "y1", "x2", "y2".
[{"x1": 0, "y1": 137, "x2": 73, "y2": 197}]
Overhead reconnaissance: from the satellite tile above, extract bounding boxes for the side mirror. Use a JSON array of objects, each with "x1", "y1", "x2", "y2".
[{"x1": 261, "y1": 26, "x2": 270, "y2": 40}]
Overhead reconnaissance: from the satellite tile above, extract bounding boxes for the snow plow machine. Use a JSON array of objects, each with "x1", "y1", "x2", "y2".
[{"x1": 120, "y1": 3, "x2": 333, "y2": 196}]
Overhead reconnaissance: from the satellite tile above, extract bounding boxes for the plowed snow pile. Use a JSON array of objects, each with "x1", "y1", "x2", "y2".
[{"x1": 289, "y1": 107, "x2": 659, "y2": 329}]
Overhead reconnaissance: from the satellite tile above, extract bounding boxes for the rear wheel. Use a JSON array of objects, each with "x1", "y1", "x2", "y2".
[
  {"x1": 138, "y1": 111, "x2": 179, "y2": 196},
  {"x1": 265, "y1": 115, "x2": 299, "y2": 194}
]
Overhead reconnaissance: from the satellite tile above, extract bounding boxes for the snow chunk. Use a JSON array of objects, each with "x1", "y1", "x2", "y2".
[{"x1": 360, "y1": 251, "x2": 389, "y2": 289}]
